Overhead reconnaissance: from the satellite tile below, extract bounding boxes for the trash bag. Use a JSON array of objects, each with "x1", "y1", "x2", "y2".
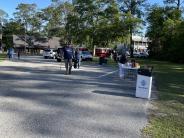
[{"x1": 138, "y1": 66, "x2": 153, "y2": 77}]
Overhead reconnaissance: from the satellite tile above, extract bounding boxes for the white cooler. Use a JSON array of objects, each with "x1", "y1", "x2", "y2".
[{"x1": 136, "y1": 74, "x2": 152, "y2": 99}]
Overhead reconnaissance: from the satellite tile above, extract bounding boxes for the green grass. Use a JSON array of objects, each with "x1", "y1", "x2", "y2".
[
  {"x1": 137, "y1": 59, "x2": 184, "y2": 138},
  {"x1": 0, "y1": 53, "x2": 6, "y2": 62}
]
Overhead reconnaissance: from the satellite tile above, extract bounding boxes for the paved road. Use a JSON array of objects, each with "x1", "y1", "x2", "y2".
[{"x1": 0, "y1": 56, "x2": 149, "y2": 138}]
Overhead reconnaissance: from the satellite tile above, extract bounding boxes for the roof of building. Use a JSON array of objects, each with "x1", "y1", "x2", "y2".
[
  {"x1": 33, "y1": 37, "x2": 49, "y2": 48},
  {"x1": 13, "y1": 35, "x2": 62, "y2": 49},
  {"x1": 13, "y1": 35, "x2": 28, "y2": 47}
]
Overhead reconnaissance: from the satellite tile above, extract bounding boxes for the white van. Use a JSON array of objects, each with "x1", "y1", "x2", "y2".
[{"x1": 43, "y1": 49, "x2": 56, "y2": 59}]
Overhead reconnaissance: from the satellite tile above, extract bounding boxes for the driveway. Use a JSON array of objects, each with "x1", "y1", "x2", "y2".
[{"x1": 0, "y1": 56, "x2": 149, "y2": 138}]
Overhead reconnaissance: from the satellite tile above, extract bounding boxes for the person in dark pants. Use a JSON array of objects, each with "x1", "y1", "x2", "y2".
[
  {"x1": 118, "y1": 53, "x2": 127, "y2": 78},
  {"x1": 17, "y1": 51, "x2": 20, "y2": 60},
  {"x1": 113, "y1": 51, "x2": 118, "y2": 62},
  {"x1": 63, "y1": 45, "x2": 74, "y2": 75},
  {"x1": 74, "y1": 48, "x2": 80, "y2": 69},
  {"x1": 119, "y1": 53, "x2": 127, "y2": 64}
]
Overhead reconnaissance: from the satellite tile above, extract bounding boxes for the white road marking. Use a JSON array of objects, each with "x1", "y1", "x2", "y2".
[{"x1": 96, "y1": 70, "x2": 118, "y2": 78}]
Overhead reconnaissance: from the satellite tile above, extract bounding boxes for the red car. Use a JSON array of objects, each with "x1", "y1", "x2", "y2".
[{"x1": 95, "y1": 48, "x2": 112, "y2": 57}]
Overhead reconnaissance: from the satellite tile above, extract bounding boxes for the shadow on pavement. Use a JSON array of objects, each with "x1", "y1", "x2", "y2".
[
  {"x1": 0, "y1": 56, "x2": 145, "y2": 138},
  {"x1": 92, "y1": 90, "x2": 135, "y2": 98}
]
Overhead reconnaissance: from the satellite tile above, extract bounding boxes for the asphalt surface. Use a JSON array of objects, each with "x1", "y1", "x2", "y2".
[{"x1": 0, "y1": 56, "x2": 149, "y2": 138}]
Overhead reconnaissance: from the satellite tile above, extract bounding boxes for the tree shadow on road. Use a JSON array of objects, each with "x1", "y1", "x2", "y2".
[{"x1": 0, "y1": 58, "x2": 147, "y2": 138}]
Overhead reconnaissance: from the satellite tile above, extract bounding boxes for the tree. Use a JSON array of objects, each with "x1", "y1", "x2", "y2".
[
  {"x1": 146, "y1": 4, "x2": 184, "y2": 62},
  {"x1": 13, "y1": 3, "x2": 37, "y2": 52},
  {"x1": 68, "y1": 0, "x2": 125, "y2": 51},
  {"x1": 2, "y1": 21, "x2": 25, "y2": 50},
  {"x1": 14, "y1": 3, "x2": 37, "y2": 33},
  {"x1": 164, "y1": 0, "x2": 184, "y2": 9},
  {"x1": 0, "y1": 9, "x2": 8, "y2": 50},
  {"x1": 69, "y1": 0, "x2": 99, "y2": 47},
  {"x1": 42, "y1": 1, "x2": 73, "y2": 43},
  {"x1": 117, "y1": 0, "x2": 147, "y2": 57},
  {"x1": 146, "y1": 6, "x2": 165, "y2": 57},
  {"x1": 0, "y1": 9, "x2": 8, "y2": 26},
  {"x1": 3, "y1": 20, "x2": 25, "y2": 35},
  {"x1": 28, "y1": 11, "x2": 43, "y2": 35}
]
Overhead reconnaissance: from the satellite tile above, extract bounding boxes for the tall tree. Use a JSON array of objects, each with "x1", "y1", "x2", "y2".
[
  {"x1": 117, "y1": 0, "x2": 147, "y2": 57},
  {"x1": 164, "y1": 0, "x2": 184, "y2": 9},
  {"x1": 14, "y1": 3, "x2": 37, "y2": 33},
  {"x1": 13, "y1": 3, "x2": 37, "y2": 52},
  {"x1": 0, "y1": 9, "x2": 8, "y2": 30},
  {"x1": 42, "y1": 1, "x2": 73, "y2": 42},
  {"x1": 68, "y1": 0, "x2": 125, "y2": 51},
  {"x1": 67, "y1": 0, "x2": 98, "y2": 47},
  {"x1": 2, "y1": 21, "x2": 25, "y2": 50},
  {"x1": 146, "y1": 4, "x2": 183, "y2": 62},
  {"x1": 0, "y1": 9, "x2": 8, "y2": 50},
  {"x1": 146, "y1": 6, "x2": 165, "y2": 56},
  {"x1": 28, "y1": 11, "x2": 44, "y2": 35}
]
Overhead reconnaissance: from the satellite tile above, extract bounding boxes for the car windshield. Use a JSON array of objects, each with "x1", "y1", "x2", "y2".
[{"x1": 82, "y1": 51, "x2": 90, "y2": 55}]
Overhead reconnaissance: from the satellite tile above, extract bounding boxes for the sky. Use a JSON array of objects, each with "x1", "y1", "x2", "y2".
[{"x1": 0, "y1": 0, "x2": 163, "y2": 18}]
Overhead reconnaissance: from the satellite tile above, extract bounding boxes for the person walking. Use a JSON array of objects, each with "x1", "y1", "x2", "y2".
[
  {"x1": 113, "y1": 50, "x2": 118, "y2": 62},
  {"x1": 118, "y1": 53, "x2": 127, "y2": 79},
  {"x1": 17, "y1": 51, "x2": 20, "y2": 60},
  {"x1": 63, "y1": 45, "x2": 74, "y2": 75},
  {"x1": 74, "y1": 48, "x2": 81, "y2": 69}
]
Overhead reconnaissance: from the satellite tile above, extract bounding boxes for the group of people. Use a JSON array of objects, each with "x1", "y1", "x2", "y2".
[
  {"x1": 61, "y1": 45, "x2": 81, "y2": 75},
  {"x1": 118, "y1": 53, "x2": 140, "y2": 79}
]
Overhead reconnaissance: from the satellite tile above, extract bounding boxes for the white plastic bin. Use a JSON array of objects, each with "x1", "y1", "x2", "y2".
[{"x1": 136, "y1": 74, "x2": 152, "y2": 99}]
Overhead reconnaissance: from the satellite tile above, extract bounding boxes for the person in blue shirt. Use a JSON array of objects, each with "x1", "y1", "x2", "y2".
[{"x1": 62, "y1": 45, "x2": 74, "y2": 75}]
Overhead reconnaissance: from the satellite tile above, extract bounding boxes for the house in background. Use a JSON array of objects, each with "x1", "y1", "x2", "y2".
[
  {"x1": 132, "y1": 36, "x2": 150, "y2": 52},
  {"x1": 117, "y1": 35, "x2": 151, "y2": 54},
  {"x1": 13, "y1": 35, "x2": 28, "y2": 53},
  {"x1": 13, "y1": 35, "x2": 62, "y2": 54}
]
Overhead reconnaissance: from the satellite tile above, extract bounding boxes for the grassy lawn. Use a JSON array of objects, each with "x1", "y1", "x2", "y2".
[
  {"x1": 137, "y1": 59, "x2": 184, "y2": 138},
  {"x1": 0, "y1": 53, "x2": 6, "y2": 62}
]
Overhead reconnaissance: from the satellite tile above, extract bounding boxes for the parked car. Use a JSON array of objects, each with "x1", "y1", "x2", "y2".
[
  {"x1": 80, "y1": 51, "x2": 93, "y2": 61},
  {"x1": 43, "y1": 49, "x2": 56, "y2": 59},
  {"x1": 133, "y1": 51, "x2": 149, "y2": 58},
  {"x1": 133, "y1": 52, "x2": 140, "y2": 58},
  {"x1": 95, "y1": 48, "x2": 112, "y2": 57},
  {"x1": 139, "y1": 52, "x2": 149, "y2": 58}
]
